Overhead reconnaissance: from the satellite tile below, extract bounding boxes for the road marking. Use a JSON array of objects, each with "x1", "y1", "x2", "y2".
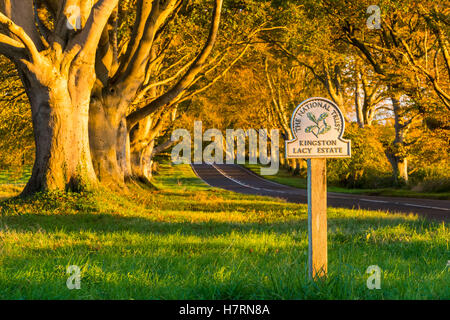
[
  {"x1": 211, "y1": 165, "x2": 264, "y2": 189},
  {"x1": 328, "y1": 196, "x2": 449, "y2": 211},
  {"x1": 359, "y1": 199, "x2": 389, "y2": 204},
  {"x1": 211, "y1": 164, "x2": 265, "y2": 191},
  {"x1": 213, "y1": 164, "x2": 305, "y2": 195},
  {"x1": 401, "y1": 203, "x2": 450, "y2": 211},
  {"x1": 211, "y1": 164, "x2": 301, "y2": 194},
  {"x1": 238, "y1": 165, "x2": 301, "y2": 189}
]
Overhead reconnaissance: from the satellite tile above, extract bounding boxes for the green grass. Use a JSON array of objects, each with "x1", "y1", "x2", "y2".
[
  {"x1": 244, "y1": 164, "x2": 450, "y2": 200},
  {"x1": 0, "y1": 167, "x2": 31, "y2": 186},
  {"x1": 0, "y1": 162, "x2": 448, "y2": 299}
]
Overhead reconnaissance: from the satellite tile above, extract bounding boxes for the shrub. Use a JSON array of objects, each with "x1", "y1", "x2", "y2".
[{"x1": 410, "y1": 166, "x2": 450, "y2": 193}]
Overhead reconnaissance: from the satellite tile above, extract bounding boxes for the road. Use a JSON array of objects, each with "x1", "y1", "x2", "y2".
[{"x1": 191, "y1": 163, "x2": 450, "y2": 222}]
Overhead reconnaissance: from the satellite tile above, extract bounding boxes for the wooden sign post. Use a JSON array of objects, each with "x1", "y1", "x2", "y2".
[
  {"x1": 285, "y1": 98, "x2": 351, "y2": 280},
  {"x1": 307, "y1": 158, "x2": 327, "y2": 279}
]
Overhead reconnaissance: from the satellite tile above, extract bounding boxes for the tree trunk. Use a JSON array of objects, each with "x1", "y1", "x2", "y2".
[
  {"x1": 386, "y1": 153, "x2": 408, "y2": 185},
  {"x1": 293, "y1": 159, "x2": 301, "y2": 175},
  {"x1": 280, "y1": 155, "x2": 285, "y2": 167},
  {"x1": 87, "y1": 0, "x2": 223, "y2": 187},
  {"x1": 355, "y1": 92, "x2": 365, "y2": 128},
  {"x1": 398, "y1": 158, "x2": 408, "y2": 183},
  {"x1": 130, "y1": 139, "x2": 155, "y2": 183},
  {"x1": 23, "y1": 77, "x2": 97, "y2": 194},
  {"x1": 89, "y1": 99, "x2": 126, "y2": 188},
  {"x1": 0, "y1": 0, "x2": 119, "y2": 194},
  {"x1": 117, "y1": 118, "x2": 132, "y2": 180},
  {"x1": 387, "y1": 94, "x2": 409, "y2": 185},
  {"x1": 128, "y1": 116, "x2": 158, "y2": 183}
]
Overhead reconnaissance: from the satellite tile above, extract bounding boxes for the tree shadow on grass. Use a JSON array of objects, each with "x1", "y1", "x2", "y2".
[{"x1": 0, "y1": 210, "x2": 438, "y2": 239}]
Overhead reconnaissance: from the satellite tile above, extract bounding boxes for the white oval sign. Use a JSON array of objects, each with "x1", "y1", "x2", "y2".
[{"x1": 286, "y1": 97, "x2": 351, "y2": 158}]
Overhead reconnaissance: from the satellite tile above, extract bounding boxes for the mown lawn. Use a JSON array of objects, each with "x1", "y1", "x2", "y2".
[
  {"x1": 244, "y1": 164, "x2": 450, "y2": 200},
  {"x1": 0, "y1": 162, "x2": 448, "y2": 299}
]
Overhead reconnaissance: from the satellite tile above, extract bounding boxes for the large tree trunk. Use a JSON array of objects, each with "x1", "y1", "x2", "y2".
[
  {"x1": 0, "y1": 0, "x2": 119, "y2": 195},
  {"x1": 89, "y1": 99, "x2": 127, "y2": 188},
  {"x1": 22, "y1": 73, "x2": 97, "y2": 194},
  {"x1": 87, "y1": 0, "x2": 223, "y2": 187}
]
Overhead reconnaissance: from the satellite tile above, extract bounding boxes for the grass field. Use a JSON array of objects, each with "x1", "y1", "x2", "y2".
[
  {"x1": 0, "y1": 162, "x2": 449, "y2": 299},
  {"x1": 0, "y1": 167, "x2": 31, "y2": 186},
  {"x1": 244, "y1": 164, "x2": 450, "y2": 200}
]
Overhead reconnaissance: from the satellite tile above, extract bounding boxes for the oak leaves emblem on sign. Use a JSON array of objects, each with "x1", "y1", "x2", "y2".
[{"x1": 305, "y1": 112, "x2": 331, "y2": 138}]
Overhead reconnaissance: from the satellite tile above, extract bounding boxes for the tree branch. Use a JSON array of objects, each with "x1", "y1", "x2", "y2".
[
  {"x1": 173, "y1": 41, "x2": 250, "y2": 106},
  {"x1": 0, "y1": 11, "x2": 41, "y2": 63},
  {"x1": 126, "y1": 0, "x2": 223, "y2": 130},
  {"x1": 151, "y1": 139, "x2": 176, "y2": 156},
  {"x1": 67, "y1": 0, "x2": 119, "y2": 59},
  {"x1": 0, "y1": 33, "x2": 27, "y2": 60},
  {"x1": 116, "y1": 0, "x2": 180, "y2": 87}
]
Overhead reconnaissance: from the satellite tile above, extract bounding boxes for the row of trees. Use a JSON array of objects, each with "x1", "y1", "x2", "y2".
[
  {"x1": 0, "y1": 0, "x2": 448, "y2": 193},
  {"x1": 0, "y1": 0, "x2": 271, "y2": 193},
  {"x1": 180, "y1": 0, "x2": 449, "y2": 187}
]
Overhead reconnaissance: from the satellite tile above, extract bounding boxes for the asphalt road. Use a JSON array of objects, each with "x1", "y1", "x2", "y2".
[{"x1": 191, "y1": 163, "x2": 450, "y2": 222}]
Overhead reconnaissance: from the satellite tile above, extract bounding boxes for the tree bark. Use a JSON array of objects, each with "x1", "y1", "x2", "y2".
[
  {"x1": 22, "y1": 70, "x2": 97, "y2": 194},
  {"x1": 355, "y1": 71, "x2": 365, "y2": 128},
  {"x1": 88, "y1": 97, "x2": 126, "y2": 188},
  {"x1": 386, "y1": 153, "x2": 408, "y2": 185},
  {"x1": 398, "y1": 158, "x2": 408, "y2": 183},
  {"x1": 130, "y1": 139, "x2": 155, "y2": 183},
  {"x1": 0, "y1": 0, "x2": 118, "y2": 194},
  {"x1": 129, "y1": 113, "x2": 167, "y2": 183}
]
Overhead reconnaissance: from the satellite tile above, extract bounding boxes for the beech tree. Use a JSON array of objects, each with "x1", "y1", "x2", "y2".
[{"x1": 1, "y1": 0, "x2": 446, "y2": 192}]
